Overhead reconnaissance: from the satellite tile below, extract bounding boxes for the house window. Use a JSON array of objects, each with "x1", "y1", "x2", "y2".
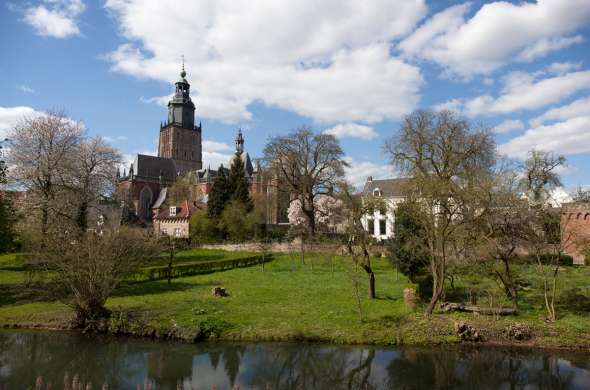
[
  {"x1": 379, "y1": 220, "x2": 387, "y2": 236},
  {"x1": 161, "y1": 228, "x2": 168, "y2": 235},
  {"x1": 373, "y1": 188, "x2": 382, "y2": 197},
  {"x1": 378, "y1": 205, "x2": 387, "y2": 215},
  {"x1": 174, "y1": 228, "x2": 181, "y2": 237},
  {"x1": 170, "y1": 206, "x2": 177, "y2": 216},
  {"x1": 367, "y1": 219, "x2": 374, "y2": 234}
]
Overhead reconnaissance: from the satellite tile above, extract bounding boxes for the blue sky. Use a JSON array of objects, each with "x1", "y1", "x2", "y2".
[{"x1": 1, "y1": 0, "x2": 590, "y2": 188}]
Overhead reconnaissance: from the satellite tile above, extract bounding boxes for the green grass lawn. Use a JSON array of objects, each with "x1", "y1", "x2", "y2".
[{"x1": 1, "y1": 250, "x2": 589, "y2": 347}]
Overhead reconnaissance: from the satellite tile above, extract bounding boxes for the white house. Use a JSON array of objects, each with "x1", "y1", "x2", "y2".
[{"x1": 361, "y1": 176, "x2": 410, "y2": 240}]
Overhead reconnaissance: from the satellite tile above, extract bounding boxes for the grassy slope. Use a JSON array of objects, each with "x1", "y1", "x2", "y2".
[{"x1": 0, "y1": 251, "x2": 589, "y2": 348}]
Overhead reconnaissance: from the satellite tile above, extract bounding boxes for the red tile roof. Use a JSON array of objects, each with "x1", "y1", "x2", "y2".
[{"x1": 154, "y1": 200, "x2": 206, "y2": 220}]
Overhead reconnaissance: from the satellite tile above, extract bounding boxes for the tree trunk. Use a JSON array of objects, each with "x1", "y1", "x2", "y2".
[
  {"x1": 368, "y1": 271, "x2": 375, "y2": 299},
  {"x1": 425, "y1": 262, "x2": 444, "y2": 315},
  {"x1": 76, "y1": 201, "x2": 88, "y2": 233},
  {"x1": 495, "y1": 258, "x2": 519, "y2": 309},
  {"x1": 167, "y1": 239, "x2": 175, "y2": 285}
]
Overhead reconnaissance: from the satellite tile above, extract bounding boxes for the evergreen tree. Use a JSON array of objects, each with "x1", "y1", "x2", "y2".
[
  {"x1": 207, "y1": 164, "x2": 230, "y2": 218},
  {"x1": 229, "y1": 151, "x2": 252, "y2": 211},
  {"x1": 0, "y1": 159, "x2": 16, "y2": 253}
]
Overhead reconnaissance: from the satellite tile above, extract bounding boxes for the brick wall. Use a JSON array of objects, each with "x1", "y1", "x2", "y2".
[{"x1": 561, "y1": 203, "x2": 590, "y2": 265}]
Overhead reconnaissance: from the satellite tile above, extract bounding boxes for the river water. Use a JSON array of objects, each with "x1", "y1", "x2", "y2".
[{"x1": 0, "y1": 330, "x2": 589, "y2": 389}]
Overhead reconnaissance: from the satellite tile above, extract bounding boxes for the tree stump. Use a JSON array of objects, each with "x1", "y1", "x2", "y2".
[
  {"x1": 212, "y1": 287, "x2": 228, "y2": 297},
  {"x1": 403, "y1": 288, "x2": 416, "y2": 310}
]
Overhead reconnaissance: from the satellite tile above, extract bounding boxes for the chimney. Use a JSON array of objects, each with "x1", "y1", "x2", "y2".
[{"x1": 367, "y1": 176, "x2": 373, "y2": 182}]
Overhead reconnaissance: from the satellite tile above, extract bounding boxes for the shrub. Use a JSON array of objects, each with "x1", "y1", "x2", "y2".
[
  {"x1": 194, "y1": 318, "x2": 233, "y2": 340},
  {"x1": 136, "y1": 254, "x2": 272, "y2": 281},
  {"x1": 414, "y1": 274, "x2": 433, "y2": 301},
  {"x1": 190, "y1": 209, "x2": 222, "y2": 244},
  {"x1": 219, "y1": 200, "x2": 260, "y2": 242},
  {"x1": 387, "y1": 200, "x2": 429, "y2": 282},
  {"x1": 517, "y1": 253, "x2": 574, "y2": 266}
]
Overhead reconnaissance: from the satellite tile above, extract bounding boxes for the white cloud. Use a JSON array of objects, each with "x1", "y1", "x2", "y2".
[
  {"x1": 104, "y1": 0, "x2": 426, "y2": 124},
  {"x1": 493, "y1": 119, "x2": 524, "y2": 134},
  {"x1": 517, "y1": 35, "x2": 584, "y2": 62},
  {"x1": 432, "y1": 98, "x2": 462, "y2": 113},
  {"x1": 103, "y1": 135, "x2": 128, "y2": 143},
  {"x1": 203, "y1": 139, "x2": 232, "y2": 153},
  {"x1": 465, "y1": 70, "x2": 590, "y2": 116},
  {"x1": 18, "y1": 85, "x2": 36, "y2": 94},
  {"x1": 23, "y1": 0, "x2": 85, "y2": 39},
  {"x1": 399, "y1": 0, "x2": 590, "y2": 76},
  {"x1": 546, "y1": 61, "x2": 583, "y2": 75},
  {"x1": 343, "y1": 156, "x2": 394, "y2": 188},
  {"x1": 0, "y1": 106, "x2": 44, "y2": 139},
  {"x1": 500, "y1": 116, "x2": 590, "y2": 159},
  {"x1": 324, "y1": 123, "x2": 378, "y2": 140},
  {"x1": 203, "y1": 151, "x2": 233, "y2": 170},
  {"x1": 530, "y1": 96, "x2": 590, "y2": 127}
]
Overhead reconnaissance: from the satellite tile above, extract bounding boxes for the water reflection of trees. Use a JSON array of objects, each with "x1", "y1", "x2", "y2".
[
  {"x1": 245, "y1": 345, "x2": 378, "y2": 389},
  {"x1": 0, "y1": 331, "x2": 587, "y2": 390},
  {"x1": 0, "y1": 331, "x2": 145, "y2": 389},
  {"x1": 387, "y1": 348, "x2": 574, "y2": 390}
]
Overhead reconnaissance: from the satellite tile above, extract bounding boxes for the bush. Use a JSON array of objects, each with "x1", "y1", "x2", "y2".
[
  {"x1": 387, "y1": 200, "x2": 429, "y2": 282},
  {"x1": 414, "y1": 274, "x2": 433, "y2": 301},
  {"x1": 516, "y1": 253, "x2": 574, "y2": 266},
  {"x1": 194, "y1": 318, "x2": 233, "y2": 340},
  {"x1": 136, "y1": 254, "x2": 272, "y2": 281},
  {"x1": 190, "y1": 209, "x2": 222, "y2": 244}
]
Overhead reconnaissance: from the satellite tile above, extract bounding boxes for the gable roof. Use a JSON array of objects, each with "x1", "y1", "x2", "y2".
[
  {"x1": 362, "y1": 178, "x2": 411, "y2": 198},
  {"x1": 154, "y1": 200, "x2": 206, "y2": 220},
  {"x1": 134, "y1": 154, "x2": 177, "y2": 181}
]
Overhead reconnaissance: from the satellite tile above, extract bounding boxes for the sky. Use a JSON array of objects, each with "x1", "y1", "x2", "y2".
[{"x1": 1, "y1": 0, "x2": 590, "y2": 188}]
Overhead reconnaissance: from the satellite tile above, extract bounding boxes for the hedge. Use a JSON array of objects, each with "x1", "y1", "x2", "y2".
[
  {"x1": 133, "y1": 254, "x2": 272, "y2": 282},
  {"x1": 514, "y1": 253, "x2": 574, "y2": 266}
]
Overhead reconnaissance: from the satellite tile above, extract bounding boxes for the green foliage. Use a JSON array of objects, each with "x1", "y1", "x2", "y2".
[
  {"x1": 387, "y1": 200, "x2": 429, "y2": 282},
  {"x1": 208, "y1": 165, "x2": 230, "y2": 219},
  {"x1": 219, "y1": 200, "x2": 258, "y2": 242},
  {"x1": 228, "y1": 151, "x2": 252, "y2": 211},
  {"x1": 194, "y1": 318, "x2": 233, "y2": 340},
  {"x1": 0, "y1": 162, "x2": 16, "y2": 254},
  {"x1": 515, "y1": 253, "x2": 574, "y2": 266},
  {"x1": 137, "y1": 254, "x2": 272, "y2": 281},
  {"x1": 190, "y1": 209, "x2": 222, "y2": 244}
]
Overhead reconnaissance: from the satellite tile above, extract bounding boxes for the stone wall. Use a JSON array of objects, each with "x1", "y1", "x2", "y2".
[{"x1": 561, "y1": 203, "x2": 590, "y2": 265}]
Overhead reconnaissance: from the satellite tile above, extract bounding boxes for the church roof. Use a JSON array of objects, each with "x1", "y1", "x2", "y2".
[{"x1": 133, "y1": 154, "x2": 177, "y2": 181}]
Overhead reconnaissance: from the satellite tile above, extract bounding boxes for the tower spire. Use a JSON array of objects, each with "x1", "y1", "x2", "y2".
[
  {"x1": 235, "y1": 128, "x2": 244, "y2": 154},
  {"x1": 180, "y1": 54, "x2": 186, "y2": 79}
]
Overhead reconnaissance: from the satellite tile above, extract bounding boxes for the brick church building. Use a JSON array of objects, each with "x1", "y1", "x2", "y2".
[{"x1": 117, "y1": 65, "x2": 289, "y2": 225}]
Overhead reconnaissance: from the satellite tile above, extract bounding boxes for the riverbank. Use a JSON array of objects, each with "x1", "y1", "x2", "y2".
[{"x1": 1, "y1": 252, "x2": 589, "y2": 350}]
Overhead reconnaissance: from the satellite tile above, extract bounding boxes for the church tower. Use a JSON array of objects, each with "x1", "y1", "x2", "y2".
[{"x1": 158, "y1": 62, "x2": 202, "y2": 174}]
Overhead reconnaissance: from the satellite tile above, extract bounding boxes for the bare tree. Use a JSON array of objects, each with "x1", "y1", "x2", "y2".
[
  {"x1": 479, "y1": 166, "x2": 531, "y2": 308},
  {"x1": 340, "y1": 186, "x2": 383, "y2": 299},
  {"x1": 66, "y1": 137, "x2": 121, "y2": 232},
  {"x1": 521, "y1": 150, "x2": 565, "y2": 206},
  {"x1": 8, "y1": 111, "x2": 82, "y2": 236},
  {"x1": 521, "y1": 151, "x2": 568, "y2": 321},
  {"x1": 36, "y1": 227, "x2": 160, "y2": 327},
  {"x1": 263, "y1": 127, "x2": 347, "y2": 237},
  {"x1": 385, "y1": 110, "x2": 496, "y2": 315}
]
